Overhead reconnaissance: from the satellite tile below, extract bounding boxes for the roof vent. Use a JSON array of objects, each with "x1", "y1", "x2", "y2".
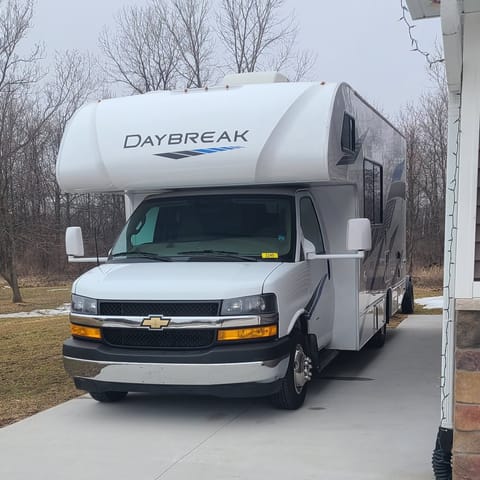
[{"x1": 221, "y1": 71, "x2": 290, "y2": 86}]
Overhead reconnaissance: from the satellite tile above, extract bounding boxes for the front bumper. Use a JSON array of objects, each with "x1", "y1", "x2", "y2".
[{"x1": 63, "y1": 336, "x2": 291, "y2": 397}]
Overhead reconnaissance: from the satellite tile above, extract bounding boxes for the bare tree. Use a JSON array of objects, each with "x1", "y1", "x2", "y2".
[
  {"x1": 167, "y1": 0, "x2": 213, "y2": 87},
  {"x1": 0, "y1": 0, "x2": 41, "y2": 302},
  {"x1": 0, "y1": 0, "x2": 100, "y2": 302},
  {"x1": 99, "y1": 0, "x2": 316, "y2": 92},
  {"x1": 99, "y1": 1, "x2": 181, "y2": 93},
  {"x1": 216, "y1": 0, "x2": 315, "y2": 79},
  {"x1": 398, "y1": 62, "x2": 448, "y2": 271},
  {"x1": 41, "y1": 51, "x2": 100, "y2": 263}
]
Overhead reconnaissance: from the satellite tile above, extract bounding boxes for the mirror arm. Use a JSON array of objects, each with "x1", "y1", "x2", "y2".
[
  {"x1": 68, "y1": 256, "x2": 108, "y2": 263},
  {"x1": 306, "y1": 251, "x2": 365, "y2": 260}
]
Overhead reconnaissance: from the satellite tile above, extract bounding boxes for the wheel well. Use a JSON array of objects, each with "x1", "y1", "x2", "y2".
[
  {"x1": 287, "y1": 313, "x2": 309, "y2": 337},
  {"x1": 298, "y1": 316, "x2": 309, "y2": 336}
]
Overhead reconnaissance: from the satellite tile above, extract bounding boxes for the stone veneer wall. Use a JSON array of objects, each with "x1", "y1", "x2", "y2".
[{"x1": 453, "y1": 300, "x2": 480, "y2": 479}]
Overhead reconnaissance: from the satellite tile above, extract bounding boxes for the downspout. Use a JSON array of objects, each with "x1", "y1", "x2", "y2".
[{"x1": 433, "y1": 1, "x2": 463, "y2": 478}]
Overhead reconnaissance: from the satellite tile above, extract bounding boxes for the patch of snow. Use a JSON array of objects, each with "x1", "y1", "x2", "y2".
[
  {"x1": 0, "y1": 303, "x2": 70, "y2": 318},
  {"x1": 415, "y1": 296, "x2": 443, "y2": 309}
]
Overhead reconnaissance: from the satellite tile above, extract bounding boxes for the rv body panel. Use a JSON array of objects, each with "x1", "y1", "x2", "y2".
[{"x1": 57, "y1": 83, "x2": 337, "y2": 193}]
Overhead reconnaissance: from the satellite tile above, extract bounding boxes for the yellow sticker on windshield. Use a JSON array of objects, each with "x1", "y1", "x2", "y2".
[{"x1": 262, "y1": 252, "x2": 279, "y2": 259}]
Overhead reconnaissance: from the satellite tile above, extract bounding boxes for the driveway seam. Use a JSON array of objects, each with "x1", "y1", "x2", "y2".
[{"x1": 153, "y1": 403, "x2": 252, "y2": 479}]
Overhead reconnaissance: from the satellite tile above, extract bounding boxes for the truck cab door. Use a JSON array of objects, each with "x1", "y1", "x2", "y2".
[{"x1": 298, "y1": 194, "x2": 335, "y2": 348}]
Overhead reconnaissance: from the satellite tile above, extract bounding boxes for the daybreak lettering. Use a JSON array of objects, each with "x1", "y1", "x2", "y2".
[
  {"x1": 141, "y1": 136, "x2": 154, "y2": 147},
  {"x1": 123, "y1": 130, "x2": 250, "y2": 149}
]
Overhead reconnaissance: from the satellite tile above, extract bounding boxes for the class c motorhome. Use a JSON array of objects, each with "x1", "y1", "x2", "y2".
[{"x1": 57, "y1": 72, "x2": 410, "y2": 409}]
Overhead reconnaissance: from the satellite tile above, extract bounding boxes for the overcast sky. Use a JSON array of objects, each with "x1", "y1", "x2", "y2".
[{"x1": 26, "y1": 0, "x2": 442, "y2": 118}]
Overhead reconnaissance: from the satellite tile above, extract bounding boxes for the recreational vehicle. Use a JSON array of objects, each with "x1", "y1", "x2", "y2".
[{"x1": 56, "y1": 73, "x2": 410, "y2": 409}]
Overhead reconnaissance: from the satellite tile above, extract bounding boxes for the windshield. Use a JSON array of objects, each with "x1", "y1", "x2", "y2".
[{"x1": 110, "y1": 194, "x2": 296, "y2": 262}]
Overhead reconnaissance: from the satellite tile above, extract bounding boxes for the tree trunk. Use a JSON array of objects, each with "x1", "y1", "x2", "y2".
[{"x1": 0, "y1": 260, "x2": 23, "y2": 303}]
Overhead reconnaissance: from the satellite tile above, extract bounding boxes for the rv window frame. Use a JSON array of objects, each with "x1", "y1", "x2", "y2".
[
  {"x1": 111, "y1": 193, "x2": 298, "y2": 262},
  {"x1": 298, "y1": 195, "x2": 326, "y2": 255},
  {"x1": 363, "y1": 158, "x2": 383, "y2": 226},
  {"x1": 341, "y1": 113, "x2": 356, "y2": 154}
]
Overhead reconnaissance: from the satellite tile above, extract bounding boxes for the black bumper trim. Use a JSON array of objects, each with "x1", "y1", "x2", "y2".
[
  {"x1": 75, "y1": 378, "x2": 283, "y2": 398},
  {"x1": 63, "y1": 335, "x2": 291, "y2": 364}
]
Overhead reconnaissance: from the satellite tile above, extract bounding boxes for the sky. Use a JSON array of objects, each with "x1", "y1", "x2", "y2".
[{"x1": 24, "y1": 0, "x2": 442, "y2": 118}]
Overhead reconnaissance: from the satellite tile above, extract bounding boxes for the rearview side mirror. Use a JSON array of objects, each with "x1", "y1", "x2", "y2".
[
  {"x1": 346, "y1": 218, "x2": 371, "y2": 251},
  {"x1": 65, "y1": 226, "x2": 84, "y2": 257}
]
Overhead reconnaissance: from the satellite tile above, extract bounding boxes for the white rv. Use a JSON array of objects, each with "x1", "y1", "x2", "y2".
[{"x1": 57, "y1": 73, "x2": 409, "y2": 409}]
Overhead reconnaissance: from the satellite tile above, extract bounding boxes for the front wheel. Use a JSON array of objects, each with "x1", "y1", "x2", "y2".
[
  {"x1": 89, "y1": 391, "x2": 128, "y2": 403},
  {"x1": 271, "y1": 330, "x2": 312, "y2": 410}
]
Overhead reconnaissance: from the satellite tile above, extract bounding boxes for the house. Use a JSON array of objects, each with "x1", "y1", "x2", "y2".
[{"x1": 406, "y1": 1, "x2": 480, "y2": 478}]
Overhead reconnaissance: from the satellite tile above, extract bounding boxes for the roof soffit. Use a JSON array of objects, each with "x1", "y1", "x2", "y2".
[{"x1": 406, "y1": 0, "x2": 441, "y2": 19}]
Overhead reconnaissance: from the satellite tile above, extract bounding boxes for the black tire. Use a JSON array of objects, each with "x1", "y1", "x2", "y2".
[
  {"x1": 401, "y1": 277, "x2": 415, "y2": 314},
  {"x1": 89, "y1": 391, "x2": 128, "y2": 403},
  {"x1": 271, "y1": 329, "x2": 311, "y2": 410},
  {"x1": 368, "y1": 323, "x2": 386, "y2": 349},
  {"x1": 385, "y1": 290, "x2": 392, "y2": 325}
]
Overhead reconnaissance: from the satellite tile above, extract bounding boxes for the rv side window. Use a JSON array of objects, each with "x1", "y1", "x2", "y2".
[
  {"x1": 364, "y1": 159, "x2": 383, "y2": 224},
  {"x1": 300, "y1": 197, "x2": 325, "y2": 254},
  {"x1": 341, "y1": 113, "x2": 356, "y2": 152}
]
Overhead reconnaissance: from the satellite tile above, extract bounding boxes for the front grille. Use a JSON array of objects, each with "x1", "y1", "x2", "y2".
[
  {"x1": 99, "y1": 301, "x2": 220, "y2": 317},
  {"x1": 102, "y1": 327, "x2": 215, "y2": 349}
]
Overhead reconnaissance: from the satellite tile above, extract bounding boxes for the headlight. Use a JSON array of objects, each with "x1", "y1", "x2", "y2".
[
  {"x1": 221, "y1": 294, "x2": 277, "y2": 315},
  {"x1": 71, "y1": 294, "x2": 98, "y2": 315}
]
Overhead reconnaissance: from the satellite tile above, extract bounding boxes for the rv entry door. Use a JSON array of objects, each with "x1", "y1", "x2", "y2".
[{"x1": 299, "y1": 195, "x2": 335, "y2": 348}]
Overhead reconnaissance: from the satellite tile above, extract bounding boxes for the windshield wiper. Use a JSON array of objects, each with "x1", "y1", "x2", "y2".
[
  {"x1": 176, "y1": 250, "x2": 258, "y2": 262},
  {"x1": 110, "y1": 251, "x2": 173, "y2": 262}
]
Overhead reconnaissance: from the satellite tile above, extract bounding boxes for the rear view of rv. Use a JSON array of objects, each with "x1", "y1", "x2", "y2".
[{"x1": 56, "y1": 73, "x2": 409, "y2": 409}]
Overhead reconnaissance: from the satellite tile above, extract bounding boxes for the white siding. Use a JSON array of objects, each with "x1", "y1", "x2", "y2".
[{"x1": 455, "y1": 12, "x2": 480, "y2": 298}]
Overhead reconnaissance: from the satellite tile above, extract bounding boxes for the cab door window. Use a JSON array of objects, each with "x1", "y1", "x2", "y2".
[
  {"x1": 364, "y1": 159, "x2": 383, "y2": 224},
  {"x1": 300, "y1": 197, "x2": 325, "y2": 254}
]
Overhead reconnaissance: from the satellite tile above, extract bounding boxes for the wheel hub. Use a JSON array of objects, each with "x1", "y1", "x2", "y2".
[{"x1": 293, "y1": 344, "x2": 313, "y2": 394}]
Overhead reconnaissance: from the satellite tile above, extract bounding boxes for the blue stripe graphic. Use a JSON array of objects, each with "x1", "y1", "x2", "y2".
[{"x1": 155, "y1": 146, "x2": 244, "y2": 159}]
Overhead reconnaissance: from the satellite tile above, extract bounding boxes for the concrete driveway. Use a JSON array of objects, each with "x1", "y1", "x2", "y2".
[{"x1": 0, "y1": 315, "x2": 441, "y2": 480}]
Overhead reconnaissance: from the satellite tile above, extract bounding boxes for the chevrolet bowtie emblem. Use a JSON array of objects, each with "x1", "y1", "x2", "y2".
[{"x1": 141, "y1": 316, "x2": 170, "y2": 329}]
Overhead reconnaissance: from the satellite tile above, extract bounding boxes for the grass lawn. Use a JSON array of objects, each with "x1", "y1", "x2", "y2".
[
  {"x1": 0, "y1": 285, "x2": 71, "y2": 314},
  {"x1": 0, "y1": 282, "x2": 443, "y2": 427},
  {"x1": 0, "y1": 314, "x2": 81, "y2": 427}
]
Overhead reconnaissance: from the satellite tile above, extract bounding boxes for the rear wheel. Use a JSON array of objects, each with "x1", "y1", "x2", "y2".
[
  {"x1": 89, "y1": 391, "x2": 128, "y2": 403},
  {"x1": 401, "y1": 277, "x2": 415, "y2": 314},
  {"x1": 271, "y1": 330, "x2": 312, "y2": 410}
]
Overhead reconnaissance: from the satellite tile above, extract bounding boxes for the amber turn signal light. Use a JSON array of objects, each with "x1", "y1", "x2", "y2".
[
  {"x1": 71, "y1": 324, "x2": 102, "y2": 340},
  {"x1": 217, "y1": 324, "x2": 278, "y2": 341}
]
